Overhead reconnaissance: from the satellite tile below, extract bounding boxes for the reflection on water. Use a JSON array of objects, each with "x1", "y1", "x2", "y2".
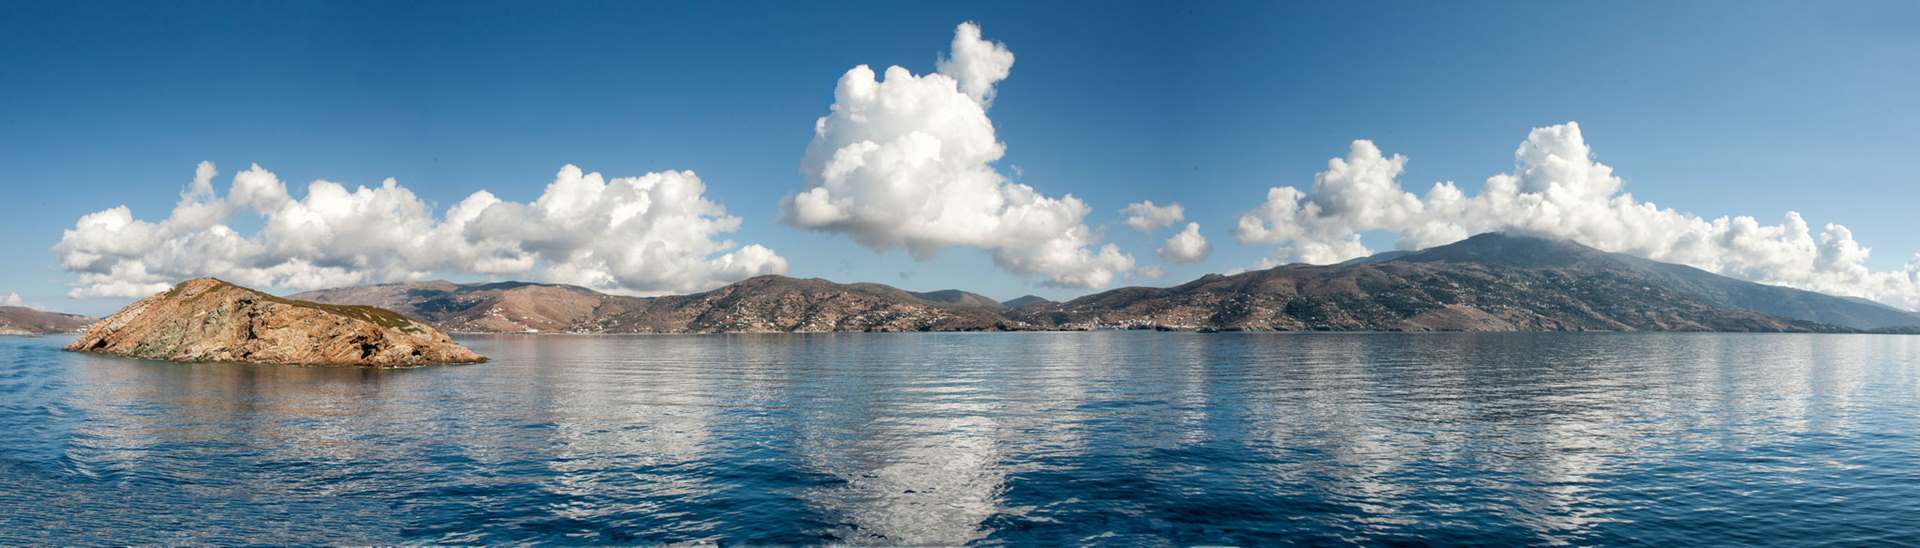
[{"x1": 3, "y1": 333, "x2": 1920, "y2": 544}]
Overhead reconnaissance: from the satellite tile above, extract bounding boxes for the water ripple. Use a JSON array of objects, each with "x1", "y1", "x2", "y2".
[{"x1": 3, "y1": 333, "x2": 1919, "y2": 544}]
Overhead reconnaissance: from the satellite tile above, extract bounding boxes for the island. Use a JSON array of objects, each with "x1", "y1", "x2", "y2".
[
  {"x1": 0, "y1": 305, "x2": 92, "y2": 336},
  {"x1": 67, "y1": 278, "x2": 485, "y2": 367}
]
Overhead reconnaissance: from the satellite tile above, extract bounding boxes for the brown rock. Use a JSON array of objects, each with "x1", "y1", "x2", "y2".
[{"x1": 67, "y1": 278, "x2": 485, "y2": 367}]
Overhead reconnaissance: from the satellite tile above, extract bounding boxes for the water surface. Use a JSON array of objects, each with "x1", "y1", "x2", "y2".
[{"x1": 3, "y1": 332, "x2": 1918, "y2": 544}]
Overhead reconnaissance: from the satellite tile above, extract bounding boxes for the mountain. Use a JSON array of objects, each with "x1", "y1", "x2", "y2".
[
  {"x1": 68, "y1": 278, "x2": 484, "y2": 367},
  {"x1": 1391, "y1": 233, "x2": 1920, "y2": 330},
  {"x1": 0, "y1": 306, "x2": 92, "y2": 336},
  {"x1": 293, "y1": 281, "x2": 631, "y2": 334},
  {"x1": 1009, "y1": 233, "x2": 1920, "y2": 332},
  {"x1": 1002, "y1": 295, "x2": 1054, "y2": 310},
  {"x1": 293, "y1": 275, "x2": 1031, "y2": 333},
  {"x1": 901, "y1": 289, "x2": 1006, "y2": 310},
  {"x1": 291, "y1": 233, "x2": 1920, "y2": 334}
]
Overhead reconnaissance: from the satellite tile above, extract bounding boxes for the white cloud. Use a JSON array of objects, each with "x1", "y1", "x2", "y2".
[
  {"x1": 1138, "y1": 265, "x2": 1164, "y2": 279},
  {"x1": 1158, "y1": 222, "x2": 1212, "y2": 264},
  {"x1": 782, "y1": 22, "x2": 1134, "y2": 288},
  {"x1": 56, "y1": 163, "x2": 785, "y2": 298},
  {"x1": 1236, "y1": 121, "x2": 1920, "y2": 311},
  {"x1": 2, "y1": 292, "x2": 21, "y2": 307},
  {"x1": 1123, "y1": 200, "x2": 1185, "y2": 232},
  {"x1": 936, "y1": 21, "x2": 1016, "y2": 106}
]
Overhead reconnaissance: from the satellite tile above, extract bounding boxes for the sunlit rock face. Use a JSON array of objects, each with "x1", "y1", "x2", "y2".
[{"x1": 67, "y1": 278, "x2": 484, "y2": 367}]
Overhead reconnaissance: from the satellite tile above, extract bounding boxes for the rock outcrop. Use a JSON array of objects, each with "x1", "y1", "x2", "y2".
[
  {"x1": 68, "y1": 278, "x2": 484, "y2": 367},
  {"x1": 0, "y1": 306, "x2": 92, "y2": 336}
]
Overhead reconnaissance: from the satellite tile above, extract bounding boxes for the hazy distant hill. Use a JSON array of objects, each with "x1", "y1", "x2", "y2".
[
  {"x1": 1002, "y1": 295, "x2": 1055, "y2": 310},
  {"x1": 294, "y1": 233, "x2": 1920, "y2": 334},
  {"x1": 0, "y1": 306, "x2": 92, "y2": 336},
  {"x1": 898, "y1": 288, "x2": 1006, "y2": 310}
]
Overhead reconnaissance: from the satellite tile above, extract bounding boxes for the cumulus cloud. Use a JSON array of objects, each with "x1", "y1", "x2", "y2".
[
  {"x1": 936, "y1": 21, "x2": 1015, "y2": 106},
  {"x1": 56, "y1": 163, "x2": 785, "y2": 298},
  {"x1": 1236, "y1": 121, "x2": 1920, "y2": 310},
  {"x1": 1158, "y1": 222, "x2": 1212, "y2": 264},
  {"x1": 782, "y1": 22, "x2": 1134, "y2": 288},
  {"x1": 2, "y1": 292, "x2": 21, "y2": 307},
  {"x1": 1122, "y1": 200, "x2": 1185, "y2": 232}
]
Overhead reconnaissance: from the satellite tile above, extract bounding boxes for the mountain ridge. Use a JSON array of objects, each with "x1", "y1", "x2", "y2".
[
  {"x1": 291, "y1": 233, "x2": 1920, "y2": 334},
  {"x1": 295, "y1": 275, "x2": 1026, "y2": 333}
]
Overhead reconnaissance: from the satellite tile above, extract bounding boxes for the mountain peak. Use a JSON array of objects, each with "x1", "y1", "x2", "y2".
[
  {"x1": 1002, "y1": 295, "x2": 1054, "y2": 309},
  {"x1": 1395, "y1": 231, "x2": 1607, "y2": 268}
]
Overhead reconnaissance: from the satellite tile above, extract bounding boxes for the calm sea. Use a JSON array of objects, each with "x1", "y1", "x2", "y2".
[{"x1": 3, "y1": 332, "x2": 1918, "y2": 545}]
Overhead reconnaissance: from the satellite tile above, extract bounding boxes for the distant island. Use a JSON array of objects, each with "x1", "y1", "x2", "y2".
[
  {"x1": 0, "y1": 305, "x2": 91, "y2": 336},
  {"x1": 290, "y1": 233, "x2": 1920, "y2": 334},
  {"x1": 68, "y1": 278, "x2": 484, "y2": 367}
]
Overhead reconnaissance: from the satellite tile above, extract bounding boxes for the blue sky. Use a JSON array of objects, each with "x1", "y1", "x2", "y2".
[{"x1": 3, "y1": 1, "x2": 1917, "y2": 315}]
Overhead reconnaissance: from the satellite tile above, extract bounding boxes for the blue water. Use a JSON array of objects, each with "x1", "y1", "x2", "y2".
[{"x1": 4, "y1": 333, "x2": 1920, "y2": 545}]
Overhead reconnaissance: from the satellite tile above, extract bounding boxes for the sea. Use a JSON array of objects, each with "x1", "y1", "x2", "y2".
[{"x1": 3, "y1": 332, "x2": 1918, "y2": 545}]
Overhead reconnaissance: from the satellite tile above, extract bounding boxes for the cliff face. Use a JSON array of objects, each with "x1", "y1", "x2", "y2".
[
  {"x1": 68, "y1": 278, "x2": 485, "y2": 367},
  {"x1": 0, "y1": 306, "x2": 92, "y2": 336}
]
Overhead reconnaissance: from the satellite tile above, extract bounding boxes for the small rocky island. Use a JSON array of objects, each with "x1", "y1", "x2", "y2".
[{"x1": 68, "y1": 278, "x2": 484, "y2": 367}]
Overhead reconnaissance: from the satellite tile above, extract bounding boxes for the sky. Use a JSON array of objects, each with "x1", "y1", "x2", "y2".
[{"x1": 3, "y1": 0, "x2": 1917, "y2": 316}]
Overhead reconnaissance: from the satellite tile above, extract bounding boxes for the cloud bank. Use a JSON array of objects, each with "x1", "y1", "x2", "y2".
[
  {"x1": 782, "y1": 22, "x2": 1134, "y2": 288},
  {"x1": 1, "y1": 292, "x2": 20, "y2": 307},
  {"x1": 1236, "y1": 122, "x2": 1920, "y2": 310},
  {"x1": 56, "y1": 163, "x2": 786, "y2": 298}
]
